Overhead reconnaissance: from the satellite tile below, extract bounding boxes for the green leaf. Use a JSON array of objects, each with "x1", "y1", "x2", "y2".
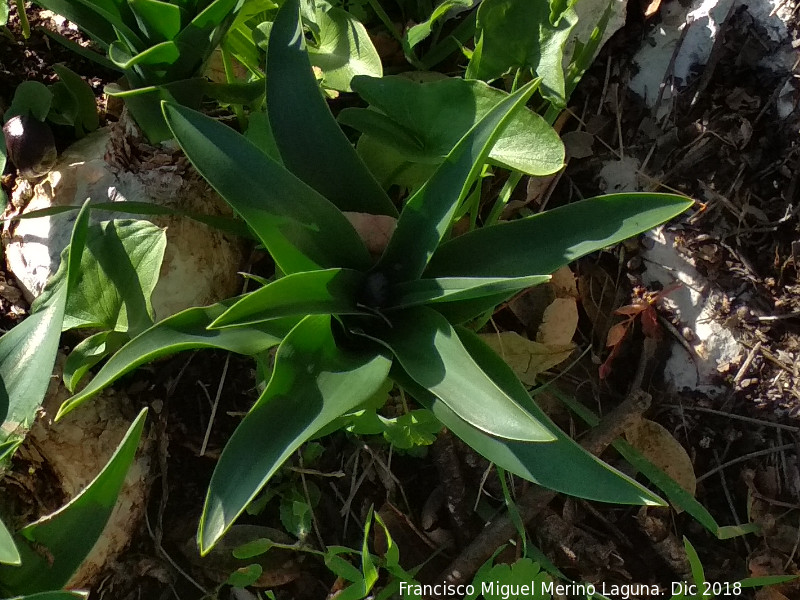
[
  {"x1": 307, "y1": 4, "x2": 382, "y2": 92},
  {"x1": 738, "y1": 575, "x2": 799, "y2": 588},
  {"x1": 129, "y1": 0, "x2": 184, "y2": 42},
  {"x1": 392, "y1": 327, "x2": 665, "y2": 505},
  {"x1": 405, "y1": 0, "x2": 474, "y2": 50},
  {"x1": 198, "y1": 315, "x2": 391, "y2": 553},
  {"x1": 426, "y1": 193, "x2": 693, "y2": 278},
  {"x1": 225, "y1": 563, "x2": 263, "y2": 587},
  {"x1": 5, "y1": 81, "x2": 52, "y2": 121},
  {"x1": 0, "y1": 409, "x2": 147, "y2": 593},
  {"x1": 50, "y1": 64, "x2": 100, "y2": 137},
  {"x1": 58, "y1": 300, "x2": 295, "y2": 418},
  {"x1": 341, "y1": 76, "x2": 564, "y2": 175},
  {"x1": 109, "y1": 40, "x2": 181, "y2": 70},
  {"x1": 0, "y1": 201, "x2": 91, "y2": 445},
  {"x1": 683, "y1": 537, "x2": 706, "y2": 591},
  {"x1": 170, "y1": 0, "x2": 242, "y2": 80},
  {"x1": 63, "y1": 330, "x2": 129, "y2": 392},
  {"x1": 162, "y1": 101, "x2": 372, "y2": 274},
  {"x1": 388, "y1": 275, "x2": 549, "y2": 310},
  {"x1": 466, "y1": 0, "x2": 578, "y2": 104},
  {"x1": 210, "y1": 268, "x2": 366, "y2": 328},
  {"x1": 0, "y1": 517, "x2": 20, "y2": 566},
  {"x1": 21, "y1": 0, "x2": 122, "y2": 47},
  {"x1": 478, "y1": 558, "x2": 549, "y2": 600},
  {"x1": 365, "y1": 306, "x2": 554, "y2": 442},
  {"x1": 33, "y1": 220, "x2": 166, "y2": 336},
  {"x1": 375, "y1": 79, "x2": 538, "y2": 283},
  {"x1": 266, "y1": 0, "x2": 396, "y2": 216}
]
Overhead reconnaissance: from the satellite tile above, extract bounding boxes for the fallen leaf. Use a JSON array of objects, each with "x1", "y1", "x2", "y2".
[
  {"x1": 755, "y1": 588, "x2": 791, "y2": 600},
  {"x1": 344, "y1": 212, "x2": 397, "y2": 256},
  {"x1": 537, "y1": 297, "x2": 578, "y2": 347},
  {"x1": 561, "y1": 130, "x2": 595, "y2": 159},
  {"x1": 480, "y1": 331, "x2": 574, "y2": 386},
  {"x1": 625, "y1": 419, "x2": 696, "y2": 500}
]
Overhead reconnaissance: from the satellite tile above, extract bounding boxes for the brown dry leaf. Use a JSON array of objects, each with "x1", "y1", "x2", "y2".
[
  {"x1": 625, "y1": 419, "x2": 696, "y2": 500},
  {"x1": 561, "y1": 130, "x2": 595, "y2": 159},
  {"x1": 536, "y1": 267, "x2": 579, "y2": 346},
  {"x1": 537, "y1": 297, "x2": 579, "y2": 346},
  {"x1": 480, "y1": 331, "x2": 574, "y2": 385},
  {"x1": 643, "y1": 0, "x2": 661, "y2": 18},
  {"x1": 549, "y1": 266, "x2": 578, "y2": 298},
  {"x1": 344, "y1": 212, "x2": 398, "y2": 256}
]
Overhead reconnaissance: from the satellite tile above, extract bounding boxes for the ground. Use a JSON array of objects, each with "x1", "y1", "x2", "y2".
[{"x1": 1, "y1": 1, "x2": 800, "y2": 599}]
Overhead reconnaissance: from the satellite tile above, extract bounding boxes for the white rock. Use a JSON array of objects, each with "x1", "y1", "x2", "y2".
[
  {"x1": 642, "y1": 228, "x2": 740, "y2": 394},
  {"x1": 3, "y1": 123, "x2": 244, "y2": 321}
]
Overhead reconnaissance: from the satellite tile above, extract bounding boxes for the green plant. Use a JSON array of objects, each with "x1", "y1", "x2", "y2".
[
  {"x1": 58, "y1": 0, "x2": 692, "y2": 556},
  {"x1": 30, "y1": 0, "x2": 247, "y2": 141}
]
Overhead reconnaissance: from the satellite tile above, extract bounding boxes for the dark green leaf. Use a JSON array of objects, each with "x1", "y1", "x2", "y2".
[
  {"x1": 266, "y1": 0, "x2": 396, "y2": 216},
  {"x1": 426, "y1": 193, "x2": 693, "y2": 277},
  {"x1": 0, "y1": 409, "x2": 147, "y2": 593},
  {"x1": 162, "y1": 101, "x2": 372, "y2": 274},
  {"x1": 388, "y1": 275, "x2": 549, "y2": 310},
  {"x1": 375, "y1": 80, "x2": 538, "y2": 283},
  {"x1": 59, "y1": 301, "x2": 295, "y2": 418},
  {"x1": 210, "y1": 268, "x2": 365, "y2": 328},
  {"x1": 51, "y1": 64, "x2": 100, "y2": 136},
  {"x1": 5, "y1": 81, "x2": 52, "y2": 121},
  {"x1": 363, "y1": 306, "x2": 554, "y2": 442},
  {"x1": 199, "y1": 315, "x2": 391, "y2": 553},
  {"x1": 392, "y1": 327, "x2": 665, "y2": 505},
  {"x1": 129, "y1": 0, "x2": 183, "y2": 42},
  {"x1": 225, "y1": 564, "x2": 263, "y2": 588}
]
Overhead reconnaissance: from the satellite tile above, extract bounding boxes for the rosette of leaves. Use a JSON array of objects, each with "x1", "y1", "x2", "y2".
[
  {"x1": 31, "y1": 0, "x2": 247, "y2": 141},
  {"x1": 59, "y1": 0, "x2": 692, "y2": 554}
]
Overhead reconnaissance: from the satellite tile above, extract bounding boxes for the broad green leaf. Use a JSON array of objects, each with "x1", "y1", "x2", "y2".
[
  {"x1": 51, "y1": 64, "x2": 100, "y2": 136},
  {"x1": 0, "y1": 201, "x2": 91, "y2": 444},
  {"x1": 210, "y1": 268, "x2": 365, "y2": 328},
  {"x1": 466, "y1": 0, "x2": 578, "y2": 103},
  {"x1": 266, "y1": 0, "x2": 396, "y2": 216},
  {"x1": 22, "y1": 0, "x2": 123, "y2": 47},
  {"x1": 58, "y1": 301, "x2": 295, "y2": 418},
  {"x1": 426, "y1": 193, "x2": 693, "y2": 278},
  {"x1": 171, "y1": 0, "x2": 242, "y2": 80},
  {"x1": 163, "y1": 102, "x2": 372, "y2": 274},
  {"x1": 129, "y1": 0, "x2": 184, "y2": 42},
  {"x1": 0, "y1": 409, "x2": 147, "y2": 593},
  {"x1": 364, "y1": 306, "x2": 554, "y2": 442},
  {"x1": 340, "y1": 76, "x2": 564, "y2": 175},
  {"x1": 5, "y1": 81, "x2": 52, "y2": 121},
  {"x1": 199, "y1": 315, "x2": 391, "y2": 553},
  {"x1": 0, "y1": 517, "x2": 20, "y2": 566},
  {"x1": 0, "y1": 2, "x2": 9, "y2": 27},
  {"x1": 307, "y1": 4, "x2": 382, "y2": 92},
  {"x1": 387, "y1": 275, "x2": 549, "y2": 310},
  {"x1": 376, "y1": 80, "x2": 538, "y2": 283},
  {"x1": 109, "y1": 40, "x2": 180, "y2": 70},
  {"x1": 33, "y1": 220, "x2": 166, "y2": 336},
  {"x1": 392, "y1": 327, "x2": 665, "y2": 505}
]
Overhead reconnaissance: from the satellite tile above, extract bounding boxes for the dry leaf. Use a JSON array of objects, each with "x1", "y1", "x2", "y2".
[
  {"x1": 537, "y1": 298, "x2": 578, "y2": 347},
  {"x1": 343, "y1": 212, "x2": 397, "y2": 256},
  {"x1": 480, "y1": 331, "x2": 574, "y2": 385},
  {"x1": 549, "y1": 266, "x2": 578, "y2": 298},
  {"x1": 561, "y1": 130, "x2": 595, "y2": 159},
  {"x1": 626, "y1": 419, "x2": 696, "y2": 500}
]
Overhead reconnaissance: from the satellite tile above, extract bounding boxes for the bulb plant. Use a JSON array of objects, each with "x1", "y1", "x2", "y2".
[
  {"x1": 59, "y1": 0, "x2": 693, "y2": 554},
  {"x1": 30, "y1": 0, "x2": 248, "y2": 142}
]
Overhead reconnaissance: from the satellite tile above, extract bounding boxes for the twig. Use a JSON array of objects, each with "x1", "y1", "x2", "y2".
[
  {"x1": 662, "y1": 405, "x2": 800, "y2": 432},
  {"x1": 654, "y1": 17, "x2": 693, "y2": 120},
  {"x1": 733, "y1": 341, "x2": 761, "y2": 386},
  {"x1": 696, "y1": 443, "x2": 794, "y2": 483},
  {"x1": 199, "y1": 354, "x2": 230, "y2": 457}
]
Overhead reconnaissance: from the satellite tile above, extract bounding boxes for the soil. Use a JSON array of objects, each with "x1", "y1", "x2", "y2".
[{"x1": 2, "y1": 1, "x2": 800, "y2": 599}]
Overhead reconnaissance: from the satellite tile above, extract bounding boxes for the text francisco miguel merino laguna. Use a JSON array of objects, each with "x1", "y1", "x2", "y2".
[{"x1": 398, "y1": 580, "x2": 669, "y2": 599}]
